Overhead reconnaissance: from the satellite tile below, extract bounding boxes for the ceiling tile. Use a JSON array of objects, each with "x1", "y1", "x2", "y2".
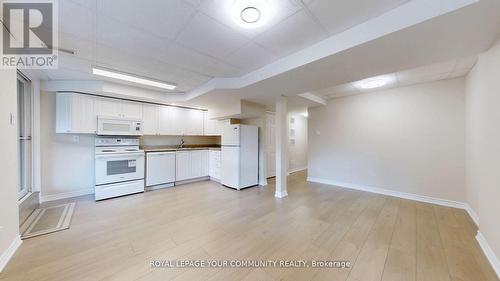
[
  {"x1": 162, "y1": 43, "x2": 242, "y2": 77},
  {"x1": 175, "y1": 13, "x2": 250, "y2": 59},
  {"x1": 98, "y1": 0, "x2": 196, "y2": 40},
  {"x1": 306, "y1": 0, "x2": 409, "y2": 35},
  {"x1": 97, "y1": 15, "x2": 166, "y2": 56},
  {"x1": 197, "y1": 0, "x2": 303, "y2": 38},
  {"x1": 223, "y1": 42, "x2": 278, "y2": 73},
  {"x1": 253, "y1": 10, "x2": 327, "y2": 57},
  {"x1": 59, "y1": 0, "x2": 95, "y2": 40},
  {"x1": 97, "y1": 45, "x2": 210, "y2": 92}
]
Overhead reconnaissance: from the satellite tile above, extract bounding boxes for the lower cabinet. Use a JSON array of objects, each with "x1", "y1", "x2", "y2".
[
  {"x1": 176, "y1": 150, "x2": 209, "y2": 181},
  {"x1": 209, "y1": 150, "x2": 221, "y2": 180}
]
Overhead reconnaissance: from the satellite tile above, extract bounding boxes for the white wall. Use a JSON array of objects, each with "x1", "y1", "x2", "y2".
[
  {"x1": 40, "y1": 92, "x2": 220, "y2": 199},
  {"x1": 288, "y1": 113, "x2": 308, "y2": 173},
  {"x1": 0, "y1": 69, "x2": 21, "y2": 271},
  {"x1": 465, "y1": 37, "x2": 500, "y2": 264},
  {"x1": 308, "y1": 78, "x2": 466, "y2": 202}
]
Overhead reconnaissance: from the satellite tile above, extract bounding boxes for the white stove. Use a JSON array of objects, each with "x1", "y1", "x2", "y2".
[{"x1": 94, "y1": 137, "x2": 145, "y2": 201}]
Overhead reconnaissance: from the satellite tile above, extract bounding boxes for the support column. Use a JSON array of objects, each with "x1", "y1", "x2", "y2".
[{"x1": 275, "y1": 96, "x2": 288, "y2": 198}]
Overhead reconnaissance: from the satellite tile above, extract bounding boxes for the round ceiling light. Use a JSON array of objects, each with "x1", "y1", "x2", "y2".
[
  {"x1": 232, "y1": 0, "x2": 269, "y2": 29},
  {"x1": 358, "y1": 79, "x2": 387, "y2": 89},
  {"x1": 354, "y1": 75, "x2": 395, "y2": 90},
  {"x1": 241, "y1": 7, "x2": 260, "y2": 23}
]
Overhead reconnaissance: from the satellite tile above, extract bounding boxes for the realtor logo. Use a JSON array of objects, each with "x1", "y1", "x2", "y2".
[{"x1": 1, "y1": 0, "x2": 58, "y2": 69}]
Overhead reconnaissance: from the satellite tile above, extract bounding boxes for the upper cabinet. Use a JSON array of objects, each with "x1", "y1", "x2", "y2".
[
  {"x1": 95, "y1": 97, "x2": 142, "y2": 120},
  {"x1": 185, "y1": 108, "x2": 204, "y2": 136},
  {"x1": 142, "y1": 104, "x2": 159, "y2": 135},
  {"x1": 56, "y1": 92, "x2": 97, "y2": 134},
  {"x1": 56, "y1": 92, "x2": 212, "y2": 136}
]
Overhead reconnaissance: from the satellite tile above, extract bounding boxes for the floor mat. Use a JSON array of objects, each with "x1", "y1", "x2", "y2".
[{"x1": 20, "y1": 202, "x2": 76, "y2": 239}]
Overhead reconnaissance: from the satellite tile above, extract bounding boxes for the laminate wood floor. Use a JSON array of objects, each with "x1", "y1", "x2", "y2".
[{"x1": 1, "y1": 171, "x2": 497, "y2": 281}]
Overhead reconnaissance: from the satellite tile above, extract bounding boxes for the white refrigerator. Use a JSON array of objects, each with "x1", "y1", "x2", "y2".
[{"x1": 221, "y1": 124, "x2": 259, "y2": 190}]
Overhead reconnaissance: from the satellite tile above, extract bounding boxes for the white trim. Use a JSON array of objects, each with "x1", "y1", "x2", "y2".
[
  {"x1": 476, "y1": 231, "x2": 500, "y2": 279},
  {"x1": 288, "y1": 167, "x2": 307, "y2": 174},
  {"x1": 464, "y1": 204, "x2": 480, "y2": 226},
  {"x1": 0, "y1": 235, "x2": 22, "y2": 273},
  {"x1": 307, "y1": 177, "x2": 466, "y2": 209},
  {"x1": 40, "y1": 188, "x2": 94, "y2": 203},
  {"x1": 275, "y1": 191, "x2": 288, "y2": 198}
]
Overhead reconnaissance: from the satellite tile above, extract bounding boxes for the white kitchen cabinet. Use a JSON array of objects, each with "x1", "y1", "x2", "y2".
[
  {"x1": 185, "y1": 109, "x2": 204, "y2": 135},
  {"x1": 175, "y1": 151, "x2": 191, "y2": 181},
  {"x1": 175, "y1": 150, "x2": 209, "y2": 181},
  {"x1": 121, "y1": 101, "x2": 143, "y2": 119},
  {"x1": 209, "y1": 150, "x2": 221, "y2": 180},
  {"x1": 159, "y1": 106, "x2": 183, "y2": 135},
  {"x1": 95, "y1": 97, "x2": 143, "y2": 119},
  {"x1": 56, "y1": 92, "x2": 97, "y2": 134},
  {"x1": 146, "y1": 152, "x2": 176, "y2": 187},
  {"x1": 142, "y1": 104, "x2": 159, "y2": 135},
  {"x1": 204, "y1": 111, "x2": 219, "y2": 136}
]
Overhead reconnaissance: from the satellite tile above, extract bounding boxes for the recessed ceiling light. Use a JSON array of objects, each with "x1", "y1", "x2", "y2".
[
  {"x1": 92, "y1": 67, "x2": 176, "y2": 90},
  {"x1": 354, "y1": 75, "x2": 395, "y2": 90},
  {"x1": 233, "y1": 0, "x2": 269, "y2": 29}
]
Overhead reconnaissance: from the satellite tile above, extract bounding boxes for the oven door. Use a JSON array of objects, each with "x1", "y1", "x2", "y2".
[{"x1": 95, "y1": 152, "x2": 145, "y2": 185}]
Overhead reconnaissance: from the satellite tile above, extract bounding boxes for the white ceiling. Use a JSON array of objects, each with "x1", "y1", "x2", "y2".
[
  {"x1": 320, "y1": 55, "x2": 478, "y2": 99},
  {"x1": 41, "y1": 0, "x2": 412, "y2": 91}
]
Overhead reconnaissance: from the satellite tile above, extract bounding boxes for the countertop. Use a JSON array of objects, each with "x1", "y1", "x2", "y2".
[{"x1": 141, "y1": 145, "x2": 221, "y2": 153}]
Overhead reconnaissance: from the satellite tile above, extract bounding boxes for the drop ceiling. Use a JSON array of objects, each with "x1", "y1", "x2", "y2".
[
  {"x1": 43, "y1": 0, "x2": 411, "y2": 91},
  {"x1": 36, "y1": 0, "x2": 500, "y2": 109}
]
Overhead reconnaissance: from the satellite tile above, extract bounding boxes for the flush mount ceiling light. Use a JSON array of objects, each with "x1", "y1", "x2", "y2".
[
  {"x1": 92, "y1": 67, "x2": 176, "y2": 90},
  {"x1": 241, "y1": 7, "x2": 260, "y2": 23},
  {"x1": 233, "y1": 0, "x2": 269, "y2": 28},
  {"x1": 354, "y1": 75, "x2": 394, "y2": 90}
]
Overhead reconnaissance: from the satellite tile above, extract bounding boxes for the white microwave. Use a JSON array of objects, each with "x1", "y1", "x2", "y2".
[{"x1": 97, "y1": 116, "x2": 143, "y2": 136}]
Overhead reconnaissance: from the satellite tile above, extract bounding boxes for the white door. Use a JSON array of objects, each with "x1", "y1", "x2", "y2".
[
  {"x1": 222, "y1": 124, "x2": 240, "y2": 146},
  {"x1": 221, "y1": 146, "x2": 240, "y2": 188},
  {"x1": 175, "y1": 151, "x2": 190, "y2": 181},
  {"x1": 146, "y1": 152, "x2": 176, "y2": 186},
  {"x1": 142, "y1": 104, "x2": 159, "y2": 135}
]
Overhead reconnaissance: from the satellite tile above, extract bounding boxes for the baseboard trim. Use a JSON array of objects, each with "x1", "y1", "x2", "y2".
[
  {"x1": 464, "y1": 203, "x2": 480, "y2": 226},
  {"x1": 307, "y1": 177, "x2": 466, "y2": 210},
  {"x1": 0, "y1": 235, "x2": 22, "y2": 272},
  {"x1": 288, "y1": 167, "x2": 307, "y2": 174},
  {"x1": 40, "y1": 188, "x2": 94, "y2": 203},
  {"x1": 476, "y1": 231, "x2": 500, "y2": 279}
]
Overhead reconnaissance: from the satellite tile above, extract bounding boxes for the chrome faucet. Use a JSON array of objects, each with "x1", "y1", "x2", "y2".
[{"x1": 178, "y1": 138, "x2": 185, "y2": 149}]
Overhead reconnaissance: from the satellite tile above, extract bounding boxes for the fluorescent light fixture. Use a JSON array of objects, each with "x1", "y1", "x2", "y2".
[
  {"x1": 354, "y1": 75, "x2": 395, "y2": 90},
  {"x1": 92, "y1": 67, "x2": 176, "y2": 90},
  {"x1": 233, "y1": 0, "x2": 269, "y2": 28},
  {"x1": 302, "y1": 112, "x2": 309, "y2": 117}
]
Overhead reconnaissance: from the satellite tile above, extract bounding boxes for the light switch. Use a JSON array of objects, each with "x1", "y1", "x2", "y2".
[
  {"x1": 72, "y1": 135, "x2": 80, "y2": 143},
  {"x1": 315, "y1": 130, "x2": 321, "y2": 136}
]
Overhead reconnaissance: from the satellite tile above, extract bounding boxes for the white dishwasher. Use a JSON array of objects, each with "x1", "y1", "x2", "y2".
[{"x1": 146, "y1": 151, "x2": 176, "y2": 190}]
